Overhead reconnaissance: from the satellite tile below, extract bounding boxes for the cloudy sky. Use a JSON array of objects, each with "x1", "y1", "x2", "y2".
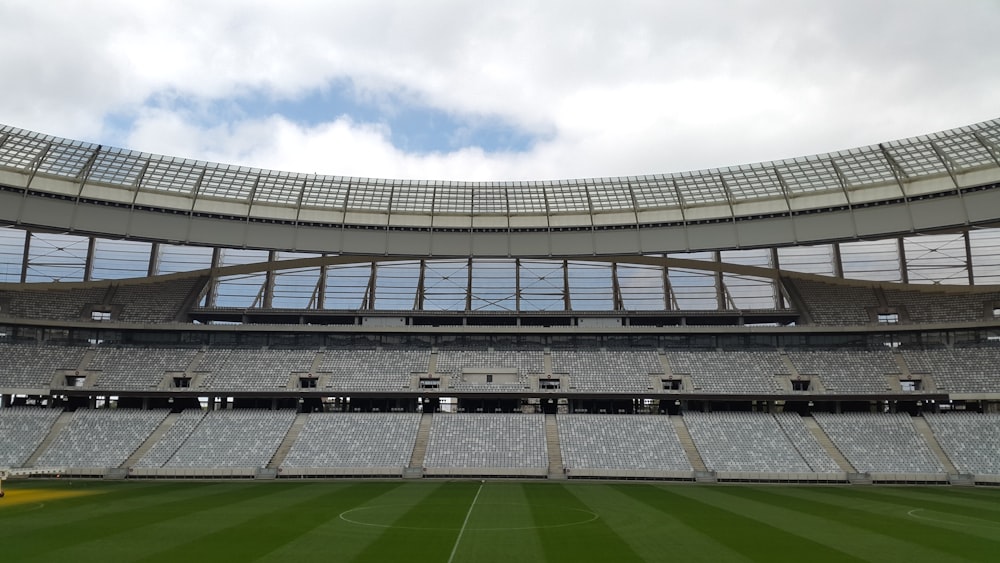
[{"x1": 1, "y1": 0, "x2": 998, "y2": 181}]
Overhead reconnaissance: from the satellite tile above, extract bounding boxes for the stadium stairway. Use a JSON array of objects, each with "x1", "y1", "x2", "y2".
[
  {"x1": 123, "y1": 412, "x2": 180, "y2": 467},
  {"x1": 24, "y1": 410, "x2": 73, "y2": 468},
  {"x1": 670, "y1": 416, "x2": 707, "y2": 472},
  {"x1": 545, "y1": 414, "x2": 565, "y2": 479},
  {"x1": 406, "y1": 412, "x2": 434, "y2": 478},
  {"x1": 911, "y1": 417, "x2": 958, "y2": 474},
  {"x1": 802, "y1": 417, "x2": 856, "y2": 473},
  {"x1": 268, "y1": 413, "x2": 309, "y2": 469}
]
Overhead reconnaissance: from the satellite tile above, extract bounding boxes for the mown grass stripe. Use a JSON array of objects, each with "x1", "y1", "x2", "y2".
[
  {"x1": 740, "y1": 486, "x2": 1000, "y2": 560},
  {"x1": 525, "y1": 482, "x2": 645, "y2": 562},
  {"x1": 129, "y1": 481, "x2": 403, "y2": 563},
  {"x1": 569, "y1": 482, "x2": 752, "y2": 562},
  {"x1": 834, "y1": 486, "x2": 1000, "y2": 520},
  {"x1": 702, "y1": 486, "x2": 971, "y2": 563},
  {"x1": 350, "y1": 481, "x2": 481, "y2": 562},
  {"x1": 616, "y1": 484, "x2": 866, "y2": 562},
  {"x1": 1, "y1": 482, "x2": 279, "y2": 560},
  {"x1": 256, "y1": 481, "x2": 446, "y2": 562}
]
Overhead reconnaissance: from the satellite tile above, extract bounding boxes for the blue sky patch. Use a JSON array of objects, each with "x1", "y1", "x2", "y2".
[{"x1": 108, "y1": 81, "x2": 540, "y2": 155}]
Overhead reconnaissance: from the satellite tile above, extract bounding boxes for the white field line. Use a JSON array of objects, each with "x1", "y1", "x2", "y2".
[{"x1": 447, "y1": 482, "x2": 484, "y2": 563}]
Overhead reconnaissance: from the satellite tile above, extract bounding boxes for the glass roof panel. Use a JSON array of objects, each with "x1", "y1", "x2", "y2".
[
  {"x1": 300, "y1": 176, "x2": 350, "y2": 208},
  {"x1": 884, "y1": 139, "x2": 947, "y2": 177},
  {"x1": 253, "y1": 171, "x2": 304, "y2": 205},
  {"x1": 139, "y1": 157, "x2": 203, "y2": 195}
]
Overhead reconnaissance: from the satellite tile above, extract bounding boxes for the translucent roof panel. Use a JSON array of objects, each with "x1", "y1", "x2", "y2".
[
  {"x1": 140, "y1": 157, "x2": 204, "y2": 195},
  {"x1": 347, "y1": 179, "x2": 392, "y2": 211},
  {"x1": 391, "y1": 183, "x2": 435, "y2": 213},
  {"x1": 929, "y1": 130, "x2": 997, "y2": 171},
  {"x1": 0, "y1": 129, "x2": 49, "y2": 169},
  {"x1": 433, "y1": 185, "x2": 472, "y2": 213},
  {"x1": 37, "y1": 141, "x2": 96, "y2": 178},
  {"x1": 253, "y1": 171, "x2": 304, "y2": 206},
  {"x1": 630, "y1": 176, "x2": 677, "y2": 209},
  {"x1": 588, "y1": 180, "x2": 634, "y2": 212},
  {"x1": 672, "y1": 173, "x2": 728, "y2": 205},
  {"x1": 507, "y1": 185, "x2": 548, "y2": 213},
  {"x1": 546, "y1": 183, "x2": 591, "y2": 213},
  {"x1": 832, "y1": 148, "x2": 896, "y2": 186},
  {"x1": 884, "y1": 139, "x2": 948, "y2": 177},
  {"x1": 721, "y1": 166, "x2": 784, "y2": 201},
  {"x1": 300, "y1": 176, "x2": 350, "y2": 209},
  {"x1": 88, "y1": 149, "x2": 149, "y2": 186},
  {"x1": 198, "y1": 165, "x2": 258, "y2": 200},
  {"x1": 472, "y1": 186, "x2": 508, "y2": 214},
  {"x1": 774, "y1": 157, "x2": 842, "y2": 194}
]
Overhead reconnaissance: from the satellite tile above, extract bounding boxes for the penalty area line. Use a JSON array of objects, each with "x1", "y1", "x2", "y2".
[{"x1": 447, "y1": 482, "x2": 484, "y2": 563}]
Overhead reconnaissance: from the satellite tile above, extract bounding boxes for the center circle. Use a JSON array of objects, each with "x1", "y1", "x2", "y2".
[{"x1": 339, "y1": 502, "x2": 599, "y2": 531}]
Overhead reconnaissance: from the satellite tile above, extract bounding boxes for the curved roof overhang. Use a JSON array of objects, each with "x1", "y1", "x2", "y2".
[{"x1": 1, "y1": 119, "x2": 999, "y2": 256}]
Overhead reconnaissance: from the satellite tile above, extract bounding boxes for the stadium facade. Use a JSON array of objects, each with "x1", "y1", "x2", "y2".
[{"x1": 1, "y1": 118, "x2": 999, "y2": 484}]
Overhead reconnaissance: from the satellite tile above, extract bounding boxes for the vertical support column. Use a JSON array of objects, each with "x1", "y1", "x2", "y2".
[
  {"x1": 262, "y1": 250, "x2": 277, "y2": 308},
  {"x1": 83, "y1": 236, "x2": 96, "y2": 282},
  {"x1": 206, "y1": 247, "x2": 222, "y2": 307},
  {"x1": 147, "y1": 242, "x2": 160, "y2": 277},
  {"x1": 662, "y1": 258, "x2": 676, "y2": 310},
  {"x1": 898, "y1": 237, "x2": 909, "y2": 284},
  {"x1": 611, "y1": 262, "x2": 624, "y2": 311},
  {"x1": 515, "y1": 258, "x2": 521, "y2": 313},
  {"x1": 964, "y1": 230, "x2": 976, "y2": 285},
  {"x1": 465, "y1": 258, "x2": 473, "y2": 312},
  {"x1": 362, "y1": 262, "x2": 378, "y2": 310},
  {"x1": 19, "y1": 230, "x2": 31, "y2": 283},
  {"x1": 318, "y1": 262, "x2": 328, "y2": 309},
  {"x1": 713, "y1": 251, "x2": 725, "y2": 310},
  {"x1": 832, "y1": 243, "x2": 845, "y2": 278},
  {"x1": 562, "y1": 259, "x2": 572, "y2": 311},
  {"x1": 770, "y1": 247, "x2": 784, "y2": 309},
  {"x1": 413, "y1": 259, "x2": 426, "y2": 311}
]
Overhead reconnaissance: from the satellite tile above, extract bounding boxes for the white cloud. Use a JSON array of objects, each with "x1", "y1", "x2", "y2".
[{"x1": 1, "y1": 0, "x2": 998, "y2": 180}]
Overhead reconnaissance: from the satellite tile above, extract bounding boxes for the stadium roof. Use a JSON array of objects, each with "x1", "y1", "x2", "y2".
[{"x1": 2, "y1": 118, "x2": 1000, "y2": 256}]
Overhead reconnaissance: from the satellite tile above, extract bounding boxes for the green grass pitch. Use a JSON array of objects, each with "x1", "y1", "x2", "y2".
[{"x1": 2, "y1": 480, "x2": 999, "y2": 562}]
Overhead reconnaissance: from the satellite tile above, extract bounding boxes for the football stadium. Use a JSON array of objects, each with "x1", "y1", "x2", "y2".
[{"x1": 2, "y1": 118, "x2": 1000, "y2": 560}]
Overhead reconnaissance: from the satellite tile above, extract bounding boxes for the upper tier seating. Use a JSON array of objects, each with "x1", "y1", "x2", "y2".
[
  {"x1": 90, "y1": 347, "x2": 198, "y2": 390},
  {"x1": 786, "y1": 350, "x2": 898, "y2": 393},
  {"x1": 667, "y1": 351, "x2": 785, "y2": 393},
  {"x1": 281, "y1": 413, "x2": 421, "y2": 469},
  {"x1": 197, "y1": 349, "x2": 314, "y2": 390},
  {"x1": 319, "y1": 349, "x2": 428, "y2": 392},
  {"x1": 902, "y1": 348, "x2": 1000, "y2": 393},
  {"x1": 552, "y1": 349, "x2": 662, "y2": 393},
  {"x1": 558, "y1": 414, "x2": 692, "y2": 472},
  {"x1": 111, "y1": 278, "x2": 202, "y2": 323},
  {"x1": 437, "y1": 349, "x2": 541, "y2": 391},
  {"x1": 0, "y1": 344, "x2": 86, "y2": 390},
  {"x1": 787, "y1": 278, "x2": 879, "y2": 326},
  {"x1": 883, "y1": 288, "x2": 1000, "y2": 324},
  {"x1": 812, "y1": 412, "x2": 944, "y2": 474},
  {"x1": 0, "y1": 286, "x2": 107, "y2": 321},
  {"x1": 0, "y1": 277, "x2": 201, "y2": 323}
]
